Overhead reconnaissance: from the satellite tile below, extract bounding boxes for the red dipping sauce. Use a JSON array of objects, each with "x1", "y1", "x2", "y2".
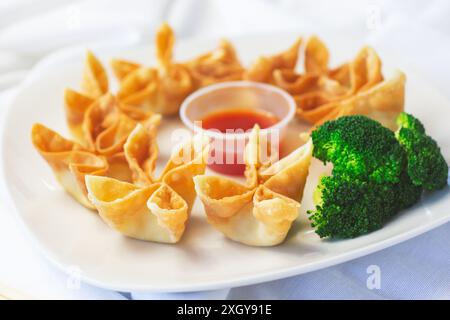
[
  {"x1": 201, "y1": 108, "x2": 280, "y2": 175},
  {"x1": 201, "y1": 108, "x2": 279, "y2": 132}
]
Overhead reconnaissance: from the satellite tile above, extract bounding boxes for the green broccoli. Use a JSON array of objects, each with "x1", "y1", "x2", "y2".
[
  {"x1": 310, "y1": 173, "x2": 421, "y2": 239},
  {"x1": 309, "y1": 115, "x2": 422, "y2": 239},
  {"x1": 396, "y1": 112, "x2": 448, "y2": 191},
  {"x1": 396, "y1": 112, "x2": 425, "y2": 133},
  {"x1": 311, "y1": 116, "x2": 406, "y2": 184}
]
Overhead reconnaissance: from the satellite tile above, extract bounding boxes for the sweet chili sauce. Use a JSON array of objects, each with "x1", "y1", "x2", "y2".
[
  {"x1": 201, "y1": 108, "x2": 279, "y2": 132},
  {"x1": 200, "y1": 107, "x2": 280, "y2": 175}
]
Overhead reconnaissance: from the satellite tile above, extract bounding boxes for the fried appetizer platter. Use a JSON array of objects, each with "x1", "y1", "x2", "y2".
[
  {"x1": 30, "y1": 23, "x2": 429, "y2": 247},
  {"x1": 194, "y1": 126, "x2": 313, "y2": 246}
]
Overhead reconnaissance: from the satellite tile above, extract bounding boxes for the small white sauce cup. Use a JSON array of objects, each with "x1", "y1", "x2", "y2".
[{"x1": 180, "y1": 81, "x2": 296, "y2": 175}]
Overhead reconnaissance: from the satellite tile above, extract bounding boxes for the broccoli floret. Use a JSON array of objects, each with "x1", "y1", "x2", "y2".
[
  {"x1": 396, "y1": 112, "x2": 425, "y2": 133},
  {"x1": 310, "y1": 174, "x2": 420, "y2": 238},
  {"x1": 309, "y1": 115, "x2": 422, "y2": 239},
  {"x1": 396, "y1": 171, "x2": 423, "y2": 209},
  {"x1": 396, "y1": 112, "x2": 448, "y2": 191},
  {"x1": 311, "y1": 116, "x2": 406, "y2": 184}
]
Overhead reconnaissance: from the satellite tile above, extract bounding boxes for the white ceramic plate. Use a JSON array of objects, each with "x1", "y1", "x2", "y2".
[{"x1": 2, "y1": 34, "x2": 450, "y2": 292}]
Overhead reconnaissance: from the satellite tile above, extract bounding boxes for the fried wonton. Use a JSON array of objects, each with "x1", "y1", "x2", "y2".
[
  {"x1": 64, "y1": 51, "x2": 108, "y2": 144},
  {"x1": 304, "y1": 35, "x2": 329, "y2": 74},
  {"x1": 298, "y1": 70, "x2": 406, "y2": 130},
  {"x1": 34, "y1": 50, "x2": 162, "y2": 208},
  {"x1": 65, "y1": 51, "x2": 161, "y2": 149},
  {"x1": 114, "y1": 23, "x2": 194, "y2": 115},
  {"x1": 86, "y1": 177, "x2": 188, "y2": 243},
  {"x1": 82, "y1": 50, "x2": 109, "y2": 99},
  {"x1": 269, "y1": 37, "x2": 395, "y2": 126},
  {"x1": 110, "y1": 59, "x2": 140, "y2": 81},
  {"x1": 276, "y1": 45, "x2": 383, "y2": 108},
  {"x1": 271, "y1": 36, "x2": 347, "y2": 101},
  {"x1": 243, "y1": 37, "x2": 302, "y2": 83},
  {"x1": 31, "y1": 123, "x2": 108, "y2": 209},
  {"x1": 303, "y1": 37, "x2": 383, "y2": 90},
  {"x1": 124, "y1": 124, "x2": 209, "y2": 212},
  {"x1": 184, "y1": 39, "x2": 244, "y2": 87},
  {"x1": 86, "y1": 126, "x2": 209, "y2": 242},
  {"x1": 194, "y1": 126, "x2": 313, "y2": 246},
  {"x1": 81, "y1": 93, "x2": 161, "y2": 155}
]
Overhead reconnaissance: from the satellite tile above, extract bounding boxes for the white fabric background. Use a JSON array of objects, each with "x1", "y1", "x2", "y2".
[{"x1": 0, "y1": 0, "x2": 449, "y2": 299}]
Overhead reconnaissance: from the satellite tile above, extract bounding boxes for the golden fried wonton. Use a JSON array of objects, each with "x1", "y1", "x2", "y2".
[
  {"x1": 81, "y1": 93, "x2": 161, "y2": 156},
  {"x1": 111, "y1": 59, "x2": 141, "y2": 81},
  {"x1": 266, "y1": 37, "x2": 399, "y2": 127},
  {"x1": 114, "y1": 23, "x2": 194, "y2": 115},
  {"x1": 304, "y1": 35, "x2": 329, "y2": 74},
  {"x1": 194, "y1": 126, "x2": 313, "y2": 246},
  {"x1": 298, "y1": 70, "x2": 406, "y2": 130},
  {"x1": 276, "y1": 44, "x2": 383, "y2": 105},
  {"x1": 243, "y1": 37, "x2": 302, "y2": 83},
  {"x1": 86, "y1": 177, "x2": 188, "y2": 243},
  {"x1": 34, "y1": 50, "x2": 161, "y2": 209},
  {"x1": 82, "y1": 50, "x2": 109, "y2": 98},
  {"x1": 65, "y1": 51, "x2": 161, "y2": 148},
  {"x1": 64, "y1": 51, "x2": 108, "y2": 144},
  {"x1": 86, "y1": 126, "x2": 209, "y2": 242},
  {"x1": 31, "y1": 123, "x2": 108, "y2": 209},
  {"x1": 184, "y1": 39, "x2": 244, "y2": 87}
]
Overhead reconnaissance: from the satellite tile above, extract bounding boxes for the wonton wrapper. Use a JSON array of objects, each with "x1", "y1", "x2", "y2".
[
  {"x1": 81, "y1": 93, "x2": 161, "y2": 156},
  {"x1": 123, "y1": 124, "x2": 209, "y2": 211},
  {"x1": 304, "y1": 35, "x2": 330, "y2": 74},
  {"x1": 64, "y1": 50, "x2": 109, "y2": 144},
  {"x1": 65, "y1": 52, "x2": 161, "y2": 150},
  {"x1": 82, "y1": 50, "x2": 109, "y2": 99},
  {"x1": 110, "y1": 59, "x2": 140, "y2": 81},
  {"x1": 184, "y1": 39, "x2": 244, "y2": 87},
  {"x1": 64, "y1": 88, "x2": 95, "y2": 144},
  {"x1": 36, "y1": 51, "x2": 161, "y2": 209},
  {"x1": 105, "y1": 152, "x2": 133, "y2": 183},
  {"x1": 86, "y1": 177, "x2": 188, "y2": 243},
  {"x1": 276, "y1": 45, "x2": 383, "y2": 110},
  {"x1": 272, "y1": 37, "x2": 349, "y2": 103},
  {"x1": 194, "y1": 126, "x2": 313, "y2": 246},
  {"x1": 243, "y1": 38, "x2": 302, "y2": 83},
  {"x1": 304, "y1": 39, "x2": 383, "y2": 93},
  {"x1": 298, "y1": 70, "x2": 405, "y2": 130},
  {"x1": 31, "y1": 124, "x2": 108, "y2": 209},
  {"x1": 269, "y1": 40, "x2": 391, "y2": 125},
  {"x1": 115, "y1": 23, "x2": 194, "y2": 115},
  {"x1": 85, "y1": 127, "x2": 209, "y2": 242},
  {"x1": 112, "y1": 23, "x2": 244, "y2": 95}
]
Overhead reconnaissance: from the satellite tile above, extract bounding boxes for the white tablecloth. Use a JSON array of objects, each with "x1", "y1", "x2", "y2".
[{"x1": 0, "y1": 0, "x2": 449, "y2": 299}]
